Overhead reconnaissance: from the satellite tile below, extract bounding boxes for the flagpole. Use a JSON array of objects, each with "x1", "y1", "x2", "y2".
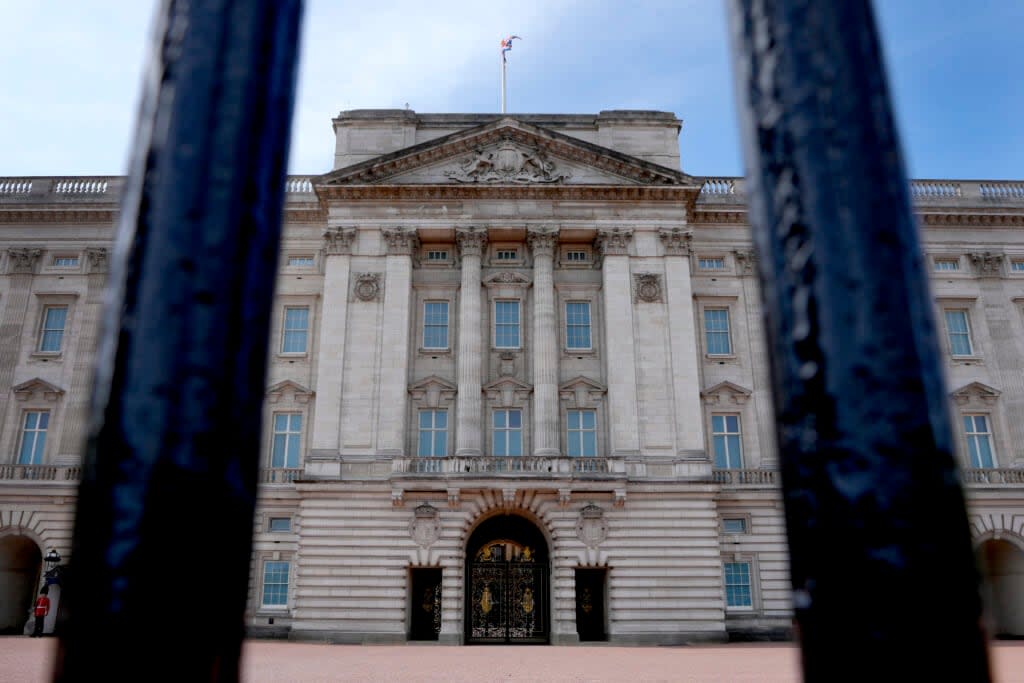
[{"x1": 501, "y1": 54, "x2": 506, "y2": 113}]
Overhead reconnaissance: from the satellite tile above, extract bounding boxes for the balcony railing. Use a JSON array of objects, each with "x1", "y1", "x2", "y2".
[
  {"x1": 393, "y1": 455, "x2": 621, "y2": 477},
  {"x1": 960, "y1": 468, "x2": 1024, "y2": 486},
  {"x1": 698, "y1": 177, "x2": 1024, "y2": 206},
  {"x1": 259, "y1": 468, "x2": 302, "y2": 484},
  {"x1": 0, "y1": 464, "x2": 81, "y2": 481},
  {"x1": 712, "y1": 468, "x2": 779, "y2": 486}
]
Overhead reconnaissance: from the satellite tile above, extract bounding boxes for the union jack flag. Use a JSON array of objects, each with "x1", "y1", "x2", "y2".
[{"x1": 501, "y1": 35, "x2": 521, "y2": 62}]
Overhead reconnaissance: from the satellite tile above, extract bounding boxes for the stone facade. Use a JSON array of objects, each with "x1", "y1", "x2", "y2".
[{"x1": 1, "y1": 111, "x2": 1024, "y2": 641}]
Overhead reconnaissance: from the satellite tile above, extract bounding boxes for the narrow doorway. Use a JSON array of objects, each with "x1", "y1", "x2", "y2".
[
  {"x1": 409, "y1": 568, "x2": 442, "y2": 641},
  {"x1": 575, "y1": 568, "x2": 607, "y2": 641}
]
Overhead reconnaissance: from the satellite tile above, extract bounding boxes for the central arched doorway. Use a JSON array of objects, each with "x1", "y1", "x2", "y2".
[
  {"x1": 0, "y1": 535, "x2": 42, "y2": 634},
  {"x1": 977, "y1": 538, "x2": 1024, "y2": 638},
  {"x1": 465, "y1": 514, "x2": 549, "y2": 644}
]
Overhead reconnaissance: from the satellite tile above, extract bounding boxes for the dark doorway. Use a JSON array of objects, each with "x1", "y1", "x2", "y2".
[
  {"x1": 409, "y1": 568, "x2": 442, "y2": 640},
  {"x1": 575, "y1": 568, "x2": 607, "y2": 641},
  {"x1": 465, "y1": 515, "x2": 549, "y2": 644},
  {"x1": 0, "y1": 536, "x2": 42, "y2": 634}
]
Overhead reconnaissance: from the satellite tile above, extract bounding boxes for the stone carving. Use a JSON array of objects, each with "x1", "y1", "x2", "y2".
[
  {"x1": 353, "y1": 272, "x2": 382, "y2": 302},
  {"x1": 575, "y1": 503, "x2": 608, "y2": 548},
  {"x1": 85, "y1": 247, "x2": 108, "y2": 273},
  {"x1": 323, "y1": 227, "x2": 357, "y2": 255},
  {"x1": 409, "y1": 503, "x2": 442, "y2": 548},
  {"x1": 527, "y1": 228, "x2": 558, "y2": 257},
  {"x1": 382, "y1": 228, "x2": 419, "y2": 256},
  {"x1": 488, "y1": 271, "x2": 530, "y2": 284},
  {"x1": 456, "y1": 228, "x2": 488, "y2": 257},
  {"x1": 595, "y1": 229, "x2": 633, "y2": 257},
  {"x1": 7, "y1": 248, "x2": 41, "y2": 274},
  {"x1": 658, "y1": 228, "x2": 692, "y2": 257},
  {"x1": 445, "y1": 139, "x2": 570, "y2": 184},
  {"x1": 633, "y1": 273, "x2": 663, "y2": 303},
  {"x1": 733, "y1": 249, "x2": 758, "y2": 276},
  {"x1": 969, "y1": 251, "x2": 1003, "y2": 277}
]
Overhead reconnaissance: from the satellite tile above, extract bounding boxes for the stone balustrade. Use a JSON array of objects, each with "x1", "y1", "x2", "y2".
[
  {"x1": 392, "y1": 455, "x2": 622, "y2": 477},
  {"x1": 960, "y1": 468, "x2": 1024, "y2": 485},
  {"x1": 0, "y1": 175, "x2": 315, "y2": 203},
  {"x1": 259, "y1": 467, "x2": 302, "y2": 484},
  {"x1": 712, "y1": 468, "x2": 779, "y2": 486},
  {"x1": 0, "y1": 464, "x2": 81, "y2": 481}
]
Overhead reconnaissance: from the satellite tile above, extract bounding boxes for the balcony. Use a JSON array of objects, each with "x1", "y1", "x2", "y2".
[
  {"x1": 961, "y1": 468, "x2": 1024, "y2": 487},
  {"x1": 713, "y1": 468, "x2": 779, "y2": 487},
  {"x1": 392, "y1": 455, "x2": 623, "y2": 478},
  {"x1": 259, "y1": 468, "x2": 302, "y2": 484},
  {"x1": 0, "y1": 464, "x2": 81, "y2": 481}
]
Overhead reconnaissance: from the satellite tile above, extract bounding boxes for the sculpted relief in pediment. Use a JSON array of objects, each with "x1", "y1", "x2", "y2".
[{"x1": 444, "y1": 139, "x2": 571, "y2": 184}]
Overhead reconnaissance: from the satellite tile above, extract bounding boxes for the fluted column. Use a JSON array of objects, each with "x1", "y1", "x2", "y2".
[
  {"x1": 659, "y1": 228, "x2": 705, "y2": 457},
  {"x1": 376, "y1": 228, "x2": 418, "y2": 455},
  {"x1": 455, "y1": 228, "x2": 487, "y2": 456},
  {"x1": 310, "y1": 227, "x2": 356, "y2": 458},
  {"x1": 596, "y1": 229, "x2": 641, "y2": 456},
  {"x1": 528, "y1": 227, "x2": 560, "y2": 456}
]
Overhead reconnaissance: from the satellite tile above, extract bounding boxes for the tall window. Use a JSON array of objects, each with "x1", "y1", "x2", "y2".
[
  {"x1": 39, "y1": 306, "x2": 68, "y2": 353},
  {"x1": 494, "y1": 301, "x2": 521, "y2": 348},
  {"x1": 18, "y1": 411, "x2": 49, "y2": 465},
  {"x1": 724, "y1": 561, "x2": 752, "y2": 608},
  {"x1": 565, "y1": 302, "x2": 592, "y2": 350},
  {"x1": 944, "y1": 310, "x2": 973, "y2": 356},
  {"x1": 271, "y1": 414, "x2": 302, "y2": 468},
  {"x1": 493, "y1": 409, "x2": 523, "y2": 456},
  {"x1": 964, "y1": 415, "x2": 996, "y2": 468},
  {"x1": 281, "y1": 306, "x2": 309, "y2": 353},
  {"x1": 567, "y1": 409, "x2": 597, "y2": 457},
  {"x1": 704, "y1": 308, "x2": 732, "y2": 355},
  {"x1": 712, "y1": 414, "x2": 743, "y2": 468},
  {"x1": 261, "y1": 560, "x2": 290, "y2": 607},
  {"x1": 423, "y1": 302, "x2": 449, "y2": 349},
  {"x1": 418, "y1": 410, "x2": 448, "y2": 457}
]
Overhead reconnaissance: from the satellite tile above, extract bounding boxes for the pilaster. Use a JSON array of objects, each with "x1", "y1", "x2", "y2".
[
  {"x1": 528, "y1": 227, "x2": 560, "y2": 456},
  {"x1": 455, "y1": 227, "x2": 487, "y2": 456},
  {"x1": 0, "y1": 248, "x2": 42, "y2": 450},
  {"x1": 376, "y1": 228, "x2": 418, "y2": 455}
]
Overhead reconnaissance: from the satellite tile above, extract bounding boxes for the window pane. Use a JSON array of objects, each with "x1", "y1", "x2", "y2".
[
  {"x1": 19, "y1": 433, "x2": 36, "y2": 465},
  {"x1": 712, "y1": 415, "x2": 724, "y2": 433},
  {"x1": 25, "y1": 412, "x2": 37, "y2": 430},
  {"x1": 435, "y1": 432, "x2": 447, "y2": 457},
  {"x1": 727, "y1": 435, "x2": 742, "y2": 467},
  {"x1": 976, "y1": 436, "x2": 994, "y2": 468},
  {"x1": 509, "y1": 410, "x2": 521, "y2": 428},
  {"x1": 568, "y1": 410, "x2": 580, "y2": 430},
  {"x1": 567, "y1": 432, "x2": 580, "y2": 457},
  {"x1": 289, "y1": 414, "x2": 302, "y2": 432},
  {"x1": 286, "y1": 433, "x2": 300, "y2": 467},
  {"x1": 508, "y1": 429, "x2": 522, "y2": 456},
  {"x1": 973, "y1": 415, "x2": 987, "y2": 432},
  {"x1": 714, "y1": 436, "x2": 727, "y2": 468},
  {"x1": 726, "y1": 415, "x2": 739, "y2": 432},
  {"x1": 494, "y1": 411, "x2": 506, "y2": 428},
  {"x1": 272, "y1": 434, "x2": 287, "y2": 468},
  {"x1": 269, "y1": 518, "x2": 291, "y2": 532},
  {"x1": 45, "y1": 307, "x2": 68, "y2": 329},
  {"x1": 418, "y1": 431, "x2": 432, "y2": 457},
  {"x1": 582, "y1": 410, "x2": 596, "y2": 429},
  {"x1": 582, "y1": 431, "x2": 597, "y2": 457},
  {"x1": 420, "y1": 411, "x2": 433, "y2": 429},
  {"x1": 494, "y1": 431, "x2": 507, "y2": 456},
  {"x1": 275, "y1": 414, "x2": 288, "y2": 431},
  {"x1": 435, "y1": 411, "x2": 447, "y2": 429}
]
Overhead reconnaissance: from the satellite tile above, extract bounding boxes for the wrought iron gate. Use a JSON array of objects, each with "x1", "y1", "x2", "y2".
[{"x1": 468, "y1": 543, "x2": 547, "y2": 643}]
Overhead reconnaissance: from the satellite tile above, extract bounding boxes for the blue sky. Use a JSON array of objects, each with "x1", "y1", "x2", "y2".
[{"x1": 1, "y1": 1, "x2": 1020, "y2": 179}]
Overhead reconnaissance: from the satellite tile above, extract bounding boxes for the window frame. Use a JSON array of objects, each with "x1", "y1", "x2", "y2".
[
  {"x1": 711, "y1": 413, "x2": 744, "y2": 469},
  {"x1": 285, "y1": 254, "x2": 316, "y2": 268},
  {"x1": 417, "y1": 409, "x2": 449, "y2": 458},
  {"x1": 492, "y1": 408, "x2": 524, "y2": 457},
  {"x1": 698, "y1": 256, "x2": 727, "y2": 271},
  {"x1": 943, "y1": 308, "x2": 975, "y2": 357},
  {"x1": 564, "y1": 300, "x2": 593, "y2": 351},
  {"x1": 37, "y1": 305, "x2": 69, "y2": 354},
  {"x1": 269, "y1": 412, "x2": 303, "y2": 469},
  {"x1": 566, "y1": 408, "x2": 598, "y2": 458},
  {"x1": 703, "y1": 307, "x2": 733, "y2": 357},
  {"x1": 723, "y1": 559, "x2": 755, "y2": 610},
  {"x1": 17, "y1": 410, "x2": 50, "y2": 465},
  {"x1": 963, "y1": 414, "x2": 997, "y2": 468},
  {"x1": 933, "y1": 257, "x2": 961, "y2": 273},
  {"x1": 260, "y1": 559, "x2": 291, "y2": 609},
  {"x1": 280, "y1": 305, "x2": 310, "y2": 355},
  {"x1": 422, "y1": 300, "x2": 450, "y2": 350},
  {"x1": 493, "y1": 299, "x2": 522, "y2": 349},
  {"x1": 268, "y1": 517, "x2": 292, "y2": 533},
  {"x1": 721, "y1": 517, "x2": 749, "y2": 534}
]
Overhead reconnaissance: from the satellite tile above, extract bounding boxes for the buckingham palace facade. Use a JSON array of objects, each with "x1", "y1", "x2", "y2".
[{"x1": 1, "y1": 109, "x2": 1024, "y2": 644}]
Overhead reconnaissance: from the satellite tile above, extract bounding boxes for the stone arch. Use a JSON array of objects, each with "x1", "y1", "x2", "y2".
[
  {"x1": 457, "y1": 489, "x2": 559, "y2": 553},
  {"x1": 0, "y1": 534, "x2": 42, "y2": 634},
  {"x1": 975, "y1": 535, "x2": 1024, "y2": 638}
]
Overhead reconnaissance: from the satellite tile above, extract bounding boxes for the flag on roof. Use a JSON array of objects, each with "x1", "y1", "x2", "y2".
[{"x1": 501, "y1": 35, "x2": 521, "y2": 62}]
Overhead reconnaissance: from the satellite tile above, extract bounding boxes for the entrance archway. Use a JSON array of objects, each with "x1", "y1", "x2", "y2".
[
  {"x1": 0, "y1": 535, "x2": 42, "y2": 634},
  {"x1": 977, "y1": 538, "x2": 1024, "y2": 638},
  {"x1": 465, "y1": 514, "x2": 549, "y2": 644}
]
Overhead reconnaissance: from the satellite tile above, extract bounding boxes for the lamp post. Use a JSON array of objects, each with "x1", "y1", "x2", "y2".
[{"x1": 44, "y1": 548, "x2": 62, "y2": 583}]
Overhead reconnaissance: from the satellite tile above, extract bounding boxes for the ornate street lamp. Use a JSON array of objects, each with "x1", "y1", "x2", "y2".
[{"x1": 44, "y1": 548, "x2": 61, "y2": 581}]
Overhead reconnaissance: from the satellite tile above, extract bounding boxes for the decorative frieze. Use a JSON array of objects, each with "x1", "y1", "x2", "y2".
[
  {"x1": 352, "y1": 272, "x2": 382, "y2": 302},
  {"x1": 595, "y1": 229, "x2": 633, "y2": 257},
  {"x1": 382, "y1": 228, "x2": 419, "y2": 256},
  {"x1": 445, "y1": 139, "x2": 570, "y2": 184},
  {"x1": 969, "y1": 251, "x2": 1004, "y2": 277},
  {"x1": 633, "y1": 273, "x2": 663, "y2": 303},
  {"x1": 323, "y1": 226, "x2": 357, "y2": 255},
  {"x1": 658, "y1": 228, "x2": 692, "y2": 256},
  {"x1": 456, "y1": 227, "x2": 488, "y2": 258},
  {"x1": 6, "y1": 248, "x2": 41, "y2": 274}
]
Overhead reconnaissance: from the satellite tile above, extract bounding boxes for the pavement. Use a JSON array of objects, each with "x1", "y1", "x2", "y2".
[{"x1": 3, "y1": 638, "x2": 1024, "y2": 682}]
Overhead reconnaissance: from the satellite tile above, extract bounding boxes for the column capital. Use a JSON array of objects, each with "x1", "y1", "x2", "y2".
[
  {"x1": 658, "y1": 227, "x2": 692, "y2": 257},
  {"x1": 527, "y1": 227, "x2": 558, "y2": 259},
  {"x1": 323, "y1": 227, "x2": 357, "y2": 255},
  {"x1": 85, "y1": 247, "x2": 109, "y2": 274},
  {"x1": 733, "y1": 249, "x2": 758, "y2": 276},
  {"x1": 6, "y1": 247, "x2": 41, "y2": 274},
  {"x1": 456, "y1": 227, "x2": 488, "y2": 257},
  {"x1": 595, "y1": 229, "x2": 633, "y2": 257},
  {"x1": 382, "y1": 228, "x2": 419, "y2": 256}
]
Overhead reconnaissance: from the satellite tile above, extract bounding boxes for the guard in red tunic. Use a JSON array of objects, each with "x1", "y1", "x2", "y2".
[{"x1": 31, "y1": 586, "x2": 50, "y2": 637}]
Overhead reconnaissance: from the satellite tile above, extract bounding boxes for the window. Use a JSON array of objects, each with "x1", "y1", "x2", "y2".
[
  {"x1": 53, "y1": 256, "x2": 79, "y2": 267},
  {"x1": 1012, "y1": 260, "x2": 1024, "y2": 273},
  {"x1": 426, "y1": 250, "x2": 449, "y2": 262},
  {"x1": 418, "y1": 410, "x2": 448, "y2": 457},
  {"x1": 699, "y1": 257, "x2": 726, "y2": 270},
  {"x1": 496, "y1": 249, "x2": 518, "y2": 261},
  {"x1": 567, "y1": 409, "x2": 597, "y2": 457},
  {"x1": 271, "y1": 414, "x2": 302, "y2": 468},
  {"x1": 724, "y1": 561, "x2": 752, "y2": 608},
  {"x1": 494, "y1": 301, "x2": 521, "y2": 348},
  {"x1": 565, "y1": 250, "x2": 588, "y2": 263},
  {"x1": 287, "y1": 255, "x2": 314, "y2": 266},
  {"x1": 565, "y1": 302, "x2": 592, "y2": 350},
  {"x1": 18, "y1": 411, "x2": 49, "y2": 465},
  {"x1": 423, "y1": 301, "x2": 449, "y2": 349},
  {"x1": 944, "y1": 309, "x2": 973, "y2": 356},
  {"x1": 493, "y1": 409, "x2": 523, "y2": 456},
  {"x1": 38, "y1": 306, "x2": 68, "y2": 353},
  {"x1": 268, "y1": 517, "x2": 291, "y2": 532},
  {"x1": 963, "y1": 415, "x2": 996, "y2": 468},
  {"x1": 261, "y1": 560, "x2": 290, "y2": 607},
  {"x1": 934, "y1": 258, "x2": 960, "y2": 272},
  {"x1": 281, "y1": 306, "x2": 309, "y2": 353},
  {"x1": 722, "y1": 518, "x2": 748, "y2": 534},
  {"x1": 712, "y1": 415, "x2": 743, "y2": 468},
  {"x1": 704, "y1": 308, "x2": 732, "y2": 355}
]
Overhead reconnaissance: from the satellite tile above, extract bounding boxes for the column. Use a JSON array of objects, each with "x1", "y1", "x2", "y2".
[
  {"x1": 309, "y1": 227, "x2": 356, "y2": 459},
  {"x1": 376, "y1": 228, "x2": 417, "y2": 455},
  {"x1": 597, "y1": 229, "x2": 641, "y2": 456},
  {"x1": 455, "y1": 228, "x2": 487, "y2": 456},
  {"x1": 736, "y1": 249, "x2": 777, "y2": 467},
  {"x1": 660, "y1": 229, "x2": 705, "y2": 457},
  {"x1": 528, "y1": 227, "x2": 560, "y2": 456}
]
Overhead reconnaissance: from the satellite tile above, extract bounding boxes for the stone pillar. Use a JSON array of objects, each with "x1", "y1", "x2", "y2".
[
  {"x1": 660, "y1": 228, "x2": 705, "y2": 458},
  {"x1": 310, "y1": 227, "x2": 356, "y2": 460},
  {"x1": 0, "y1": 249, "x2": 41, "y2": 449},
  {"x1": 57, "y1": 248, "x2": 108, "y2": 462},
  {"x1": 455, "y1": 228, "x2": 487, "y2": 456},
  {"x1": 528, "y1": 228, "x2": 560, "y2": 456},
  {"x1": 596, "y1": 229, "x2": 641, "y2": 456},
  {"x1": 376, "y1": 228, "x2": 418, "y2": 456},
  {"x1": 736, "y1": 249, "x2": 777, "y2": 467}
]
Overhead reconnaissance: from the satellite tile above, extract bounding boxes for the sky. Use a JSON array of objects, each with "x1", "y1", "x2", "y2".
[{"x1": 0, "y1": 1, "x2": 1021, "y2": 180}]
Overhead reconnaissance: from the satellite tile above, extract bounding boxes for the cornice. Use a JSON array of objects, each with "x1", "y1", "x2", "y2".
[
  {"x1": 0, "y1": 209, "x2": 117, "y2": 224},
  {"x1": 315, "y1": 184, "x2": 697, "y2": 203},
  {"x1": 691, "y1": 208, "x2": 1024, "y2": 228}
]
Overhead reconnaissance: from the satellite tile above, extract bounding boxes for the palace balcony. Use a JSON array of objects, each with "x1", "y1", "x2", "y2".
[
  {"x1": 0, "y1": 464, "x2": 81, "y2": 481},
  {"x1": 960, "y1": 468, "x2": 1024, "y2": 486},
  {"x1": 391, "y1": 455, "x2": 624, "y2": 478},
  {"x1": 712, "y1": 468, "x2": 780, "y2": 488}
]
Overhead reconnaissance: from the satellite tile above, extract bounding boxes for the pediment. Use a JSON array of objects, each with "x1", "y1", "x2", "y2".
[
  {"x1": 559, "y1": 376, "x2": 607, "y2": 408},
  {"x1": 266, "y1": 379, "x2": 314, "y2": 404},
  {"x1": 13, "y1": 377, "x2": 65, "y2": 401},
  {"x1": 409, "y1": 375, "x2": 458, "y2": 392},
  {"x1": 701, "y1": 381, "x2": 752, "y2": 405},
  {"x1": 951, "y1": 381, "x2": 1001, "y2": 405},
  {"x1": 317, "y1": 118, "x2": 699, "y2": 189},
  {"x1": 484, "y1": 376, "x2": 533, "y2": 392},
  {"x1": 409, "y1": 375, "x2": 458, "y2": 408},
  {"x1": 559, "y1": 376, "x2": 607, "y2": 393}
]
